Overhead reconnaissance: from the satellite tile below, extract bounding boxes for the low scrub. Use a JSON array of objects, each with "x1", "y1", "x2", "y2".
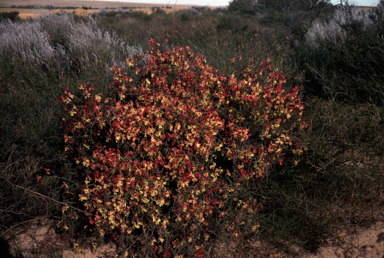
[
  {"x1": 0, "y1": 11, "x2": 143, "y2": 75},
  {"x1": 0, "y1": 11, "x2": 20, "y2": 22},
  {"x1": 57, "y1": 40, "x2": 309, "y2": 256},
  {"x1": 296, "y1": 4, "x2": 384, "y2": 105},
  {"x1": 0, "y1": 10, "x2": 142, "y2": 230},
  {"x1": 2, "y1": 5, "x2": 383, "y2": 257}
]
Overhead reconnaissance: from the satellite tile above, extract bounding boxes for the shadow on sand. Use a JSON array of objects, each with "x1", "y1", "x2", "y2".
[{"x1": 0, "y1": 235, "x2": 16, "y2": 258}]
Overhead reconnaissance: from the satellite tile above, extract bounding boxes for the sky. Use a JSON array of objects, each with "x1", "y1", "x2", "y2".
[{"x1": 100, "y1": 0, "x2": 380, "y2": 7}]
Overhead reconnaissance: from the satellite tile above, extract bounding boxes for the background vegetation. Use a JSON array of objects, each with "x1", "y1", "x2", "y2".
[{"x1": 0, "y1": 0, "x2": 383, "y2": 256}]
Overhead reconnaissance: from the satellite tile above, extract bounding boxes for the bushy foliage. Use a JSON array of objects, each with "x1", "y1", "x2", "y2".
[
  {"x1": 295, "y1": 5, "x2": 384, "y2": 105},
  {"x1": 0, "y1": 11, "x2": 20, "y2": 22},
  {"x1": 0, "y1": 11, "x2": 142, "y2": 74},
  {"x1": 216, "y1": 14, "x2": 249, "y2": 32},
  {"x1": 305, "y1": 6, "x2": 376, "y2": 47},
  {"x1": 0, "y1": 11, "x2": 142, "y2": 232},
  {"x1": 94, "y1": 7, "x2": 133, "y2": 19},
  {"x1": 57, "y1": 40, "x2": 308, "y2": 256},
  {"x1": 2, "y1": 4, "x2": 384, "y2": 257},
  {"x1": 152, "y1": 7, "x2": 166, "y2": 15},
  {"x1": 228, "y1": 0, "x2": 333, "y2": 34},
  {"x1": 0, "y1": 18, "x2": 66, "y2": 68},
  {"x1": 228, "y1": 0, "x2": 261, "y2": 15}
]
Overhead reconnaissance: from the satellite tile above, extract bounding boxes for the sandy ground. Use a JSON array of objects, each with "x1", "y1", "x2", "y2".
[
  {"x1": 303, "y1": 220, "x2": 384, "y2": 258},
  {"x1": 1, "y1": 217, "x2": 117, "y2": 257},
  {"x1": 1, "y1": 207, "x2": 383, "y2": 258}
]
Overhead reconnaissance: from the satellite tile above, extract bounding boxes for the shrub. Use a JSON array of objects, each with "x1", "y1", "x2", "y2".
[
  {"x1": 228, "y1": 0, "x2": 260, "y2": 15},
  {"x1": 57, "y1": 40, "x2": 309, "y2": 257},
  {"x1": 0, "y1": 11, "x2": 20, "y2": 22},
  {"x1": 0, "y1": 11, "x2": 143, "y2": 75},
  {"x1": 37, "y1": 11, "x2": 143, "y2": 73},
  {"x1": 180, "y1": 12, "x2": 191, "y2": 22},
  {"x1": 0, "y1": 11, "x2": 142, "y2": 233},
  {"x1": 0, "y1": 19, "x2": 66, "y2": 69},
  {"x1": 305, "y1": 6, "x2": 376, "y2": 48},
  {"x1": 152, "y1": 7, "x2": 166, "y2": 16},
  {"x1": 136, "y1": 11, "x2": 153, "y2": 21},
  {"x1": 94, "y1": 7, "x2": 133, "y2": 18},
  {"x1": 294, "y1": 4, "x2": 384, "y2": 105},
  {"x1": 216, "y1": 14, "x2": 249, "y2": 32},
  {"x1": 64, "y1": 15, "x2": 142, "y2": 71}
]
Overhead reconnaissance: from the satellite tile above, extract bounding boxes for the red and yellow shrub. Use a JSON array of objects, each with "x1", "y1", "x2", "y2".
[{"x1": 58, "y1": 40, "x2": 309, "y2": 257}]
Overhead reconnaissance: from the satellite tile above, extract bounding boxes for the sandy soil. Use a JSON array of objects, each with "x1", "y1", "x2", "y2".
[
  {"x1": 2, "y1": 207, "x2": 383, "y2": 258},
  {"x1": 303, "y1": 220, "x2": 384, "y2": 258},
  {"x1": 2, "y1": 217, "x2": 117, "y2": 257}
]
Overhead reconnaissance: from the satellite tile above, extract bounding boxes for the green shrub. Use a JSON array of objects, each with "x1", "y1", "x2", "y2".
[
  {"x1": 0, "y1": 12, "x2": 19, "y2": 22},
  {"x1": 180, "y1": 12, "x2": 191, "y2": 21},
  {"x1": 130, "y1": 10, "x2": 152, "y2": 21},
  {"x1": 0, "y1": 11, "x2": 141, "y2": 231},
  {"x1": 57, "y1": 40, "x2": 309, "y2": 256},
  {"x1": 152, "y1": 7, "x2": 166, "y2": 16},
  {"x1": 216, "y1": 14, "x2": 249, "y2": 32},
  {"x1": 257, "y1": 97, "x2": 384, "y2": 252},
  {"x1": 297, "y1": 5, "x2": 384, "y2": 105},
  {"x1": 228, "y1": 0, "x2": 261, "y2": 15}
]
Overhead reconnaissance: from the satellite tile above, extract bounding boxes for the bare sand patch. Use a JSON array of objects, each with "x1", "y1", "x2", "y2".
[
  {"x1": 3, "y1": 207, "x2": 384, "y2": 258},
  {"x1": 3, "y1": 217, "x2": 117, "y2": 258}
]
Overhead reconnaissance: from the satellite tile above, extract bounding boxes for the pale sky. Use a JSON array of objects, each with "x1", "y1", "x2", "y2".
[{"x1": 99, "y1": 0, "x2": 380, "y2": 7}]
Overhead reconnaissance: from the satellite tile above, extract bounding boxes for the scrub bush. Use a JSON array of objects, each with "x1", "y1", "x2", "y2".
[
  {"x1": 0, "y1": 11, "x2": 142, "y2": 75},
  {"x1": 0, "y1": 19, "x2": 65, "y2": 69},
  {"x1": 0, "y1": 11, "x2": 20, "y2": 22},
  {"x1": 305, "y1": 5, "x2": 378, "y2": 48},
  {"x1": 296, "y1": 5, "x2": 384, "y2": 105},
  {"x1": 57, "y1": 40, "x2": 309, "y2": 257}
]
